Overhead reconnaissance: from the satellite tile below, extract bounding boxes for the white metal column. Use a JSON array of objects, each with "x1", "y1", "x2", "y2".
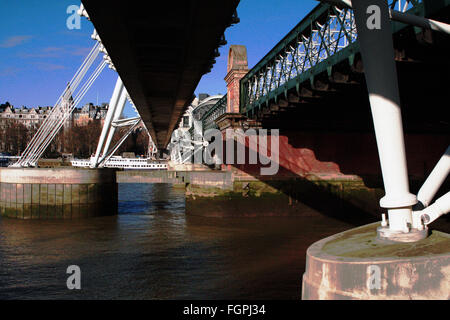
[
  {"x1": 100, "y1": 87, "x2": 128, "y2": 159},
  {"x1": 91, "y1": 76, "x2": 123, "y2": 167},
  {"x1": 352, "y1": 0, "x2": 417, "y2": 232}
]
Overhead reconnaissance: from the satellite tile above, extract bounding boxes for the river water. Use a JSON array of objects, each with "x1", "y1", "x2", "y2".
[{"x1": 0, "y1": 183, "x2": 363, "y2": 300}]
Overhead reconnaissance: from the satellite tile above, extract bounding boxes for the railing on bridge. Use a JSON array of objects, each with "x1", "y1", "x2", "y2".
[
  {"x1": 239, "y1": 0, "x2": 424, "y2": 116},
  {"x1": 201, "y1": 94, "x2": 227, "y2": 131},
  {"x1": 197, "y1": 0, "x2": 442, "y2": 129}
]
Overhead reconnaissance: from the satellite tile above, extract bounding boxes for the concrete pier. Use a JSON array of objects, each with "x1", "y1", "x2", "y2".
[
  {"x1": 184, "y1": 170, "x2": 383, "y2": 218},
  {"x1": 302, "y1": 223, "x2": 450, "y2": 300},
  {"x1": 0, "y1": 168, "x2": 117, "y2": 219}
]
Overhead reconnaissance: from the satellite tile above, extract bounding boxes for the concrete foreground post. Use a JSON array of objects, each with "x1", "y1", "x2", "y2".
[
  {"x1": 0, "y1": 168, "x2": 117, "y2": 219},
  {"x1": 302, "y1": 223, "x2": 450, "y2": 300},
  {"x1": 302, "y1": 0, "x2": 450, "y2": 300}
]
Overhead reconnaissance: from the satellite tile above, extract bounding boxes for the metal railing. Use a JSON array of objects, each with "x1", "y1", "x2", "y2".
[
  {"x1": 201, "y1": 94, "x2": 227, "y2": 131},
  {"x1": 239, "y1": 0, "x2": 425, "y2": 115}
]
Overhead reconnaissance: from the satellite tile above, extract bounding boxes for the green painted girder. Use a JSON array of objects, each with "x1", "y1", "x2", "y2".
[
  {"x1": 238, "y1": 0, "x2": 450, "y2": 115},
  {"x1": 202, "y1": 94, "x2": 228, "y2": 132},
  {"x1": 199, "y1": 0, "x2": 450, "y2": 126}
]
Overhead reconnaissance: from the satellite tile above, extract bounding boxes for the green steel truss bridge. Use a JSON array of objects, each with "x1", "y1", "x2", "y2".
[
  {"x1": 192, "y1": 0, "x2": 450, "y2": 240},
  {"x1": 202, "y1": 0, "x2": 450, "y2": 132}
]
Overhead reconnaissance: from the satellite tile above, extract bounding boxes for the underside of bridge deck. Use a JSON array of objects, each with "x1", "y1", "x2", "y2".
[{"x1": 82, "y1": 0, "x2": 240, "y2": 149}]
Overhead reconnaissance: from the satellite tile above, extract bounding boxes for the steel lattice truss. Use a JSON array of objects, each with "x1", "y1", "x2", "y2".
[
  {"x1": 240, "y1": 0, "x2": 422, "y2": 115},
  {"x1": 246, "y1": 7, "x2": 356, "y2": 106},
  {"x1": 198, "y1": 1, "x2": 424, "y2": 133},
  {"x1": 201, "y1": 94, "x2": 227, "y2": 132},
  {"x1": 390, "y1": 0, "x2": 420, "y2": 12}
]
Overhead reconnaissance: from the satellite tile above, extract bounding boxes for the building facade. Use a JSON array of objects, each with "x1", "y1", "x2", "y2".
[{"x1": 0, "y1": 103, "x2": 108, "y2": 129}]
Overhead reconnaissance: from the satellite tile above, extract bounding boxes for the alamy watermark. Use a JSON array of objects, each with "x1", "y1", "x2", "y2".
[
  {"x1": 367, "y1": 265, "x2": 381, "y2": 290},
  {"x1": 66, "y1": 5, "x2": 81, "y2": 30},
  {"x1": 66, "y1": 265, "x2": 81, "y2": 290},
  {"x1": 366, "y1": 5, "x2": 381, "y2": 30}
]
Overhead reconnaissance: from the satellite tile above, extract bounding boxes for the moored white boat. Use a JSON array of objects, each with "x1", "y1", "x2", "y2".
[{"x1": 71, "y1": 156, "x2": 167, "y2": 170}]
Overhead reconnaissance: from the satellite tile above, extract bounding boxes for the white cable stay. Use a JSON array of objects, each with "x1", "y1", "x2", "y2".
[
  {"x1": 26, "y1": 60, "x2": 107, "y2": 167},
  {"x1": 12, "y1": 42, "x2": 106, "y2": 167},
  {"x1": 15, "y1": 42, "x2": 101, "y2": 167}
]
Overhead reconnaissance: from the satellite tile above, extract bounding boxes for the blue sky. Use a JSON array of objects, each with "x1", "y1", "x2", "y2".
[{"x1": 0, "y1": 0, "x2": 317, "y2": 117}]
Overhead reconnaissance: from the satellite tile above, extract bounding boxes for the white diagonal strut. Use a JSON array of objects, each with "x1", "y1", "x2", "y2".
[
  {"x1": 97, "y1": 118, "x2": 142, "y2": 167},
  {"x1": 90, "y1": 77, "x2": 153, "y2": 168},
  {"x1": 91, "y1": 76, "x2": 124, "y2": 167}
]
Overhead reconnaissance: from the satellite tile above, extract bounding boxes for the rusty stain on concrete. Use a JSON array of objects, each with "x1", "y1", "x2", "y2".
[{"x1": 302, "y1": 223, "x2": 450, "y2": 300}]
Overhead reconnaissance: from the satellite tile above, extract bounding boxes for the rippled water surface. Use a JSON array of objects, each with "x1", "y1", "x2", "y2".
[{"x1": 0, "y1": 183, "x2": 358, "y2": 299}]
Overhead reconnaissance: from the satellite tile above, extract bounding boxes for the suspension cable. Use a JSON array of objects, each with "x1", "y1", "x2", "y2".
[
  {"x1": 25, "y1": 60, "x2": 107, "y2": 166},
  {"x1": 16, "y1": 42, "x2": 101, "y2": 166},
  {"x1": 13, "y1": 42, "x2": 104, "y2": 167}
]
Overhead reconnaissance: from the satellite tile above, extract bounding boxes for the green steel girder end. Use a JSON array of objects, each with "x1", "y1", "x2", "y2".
[
  {"x1": 309, "y1": 76, "x2": 315, "y2": 88},
  {"x1": 348, "y1": 54, "x2": 355, "y2": 67},
  {"x1": 413, "y1": 26, "x2": 423, "y2": 35},
  {"x1": 326, "y1": 66, "x2": 332, "y2": 78}
]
